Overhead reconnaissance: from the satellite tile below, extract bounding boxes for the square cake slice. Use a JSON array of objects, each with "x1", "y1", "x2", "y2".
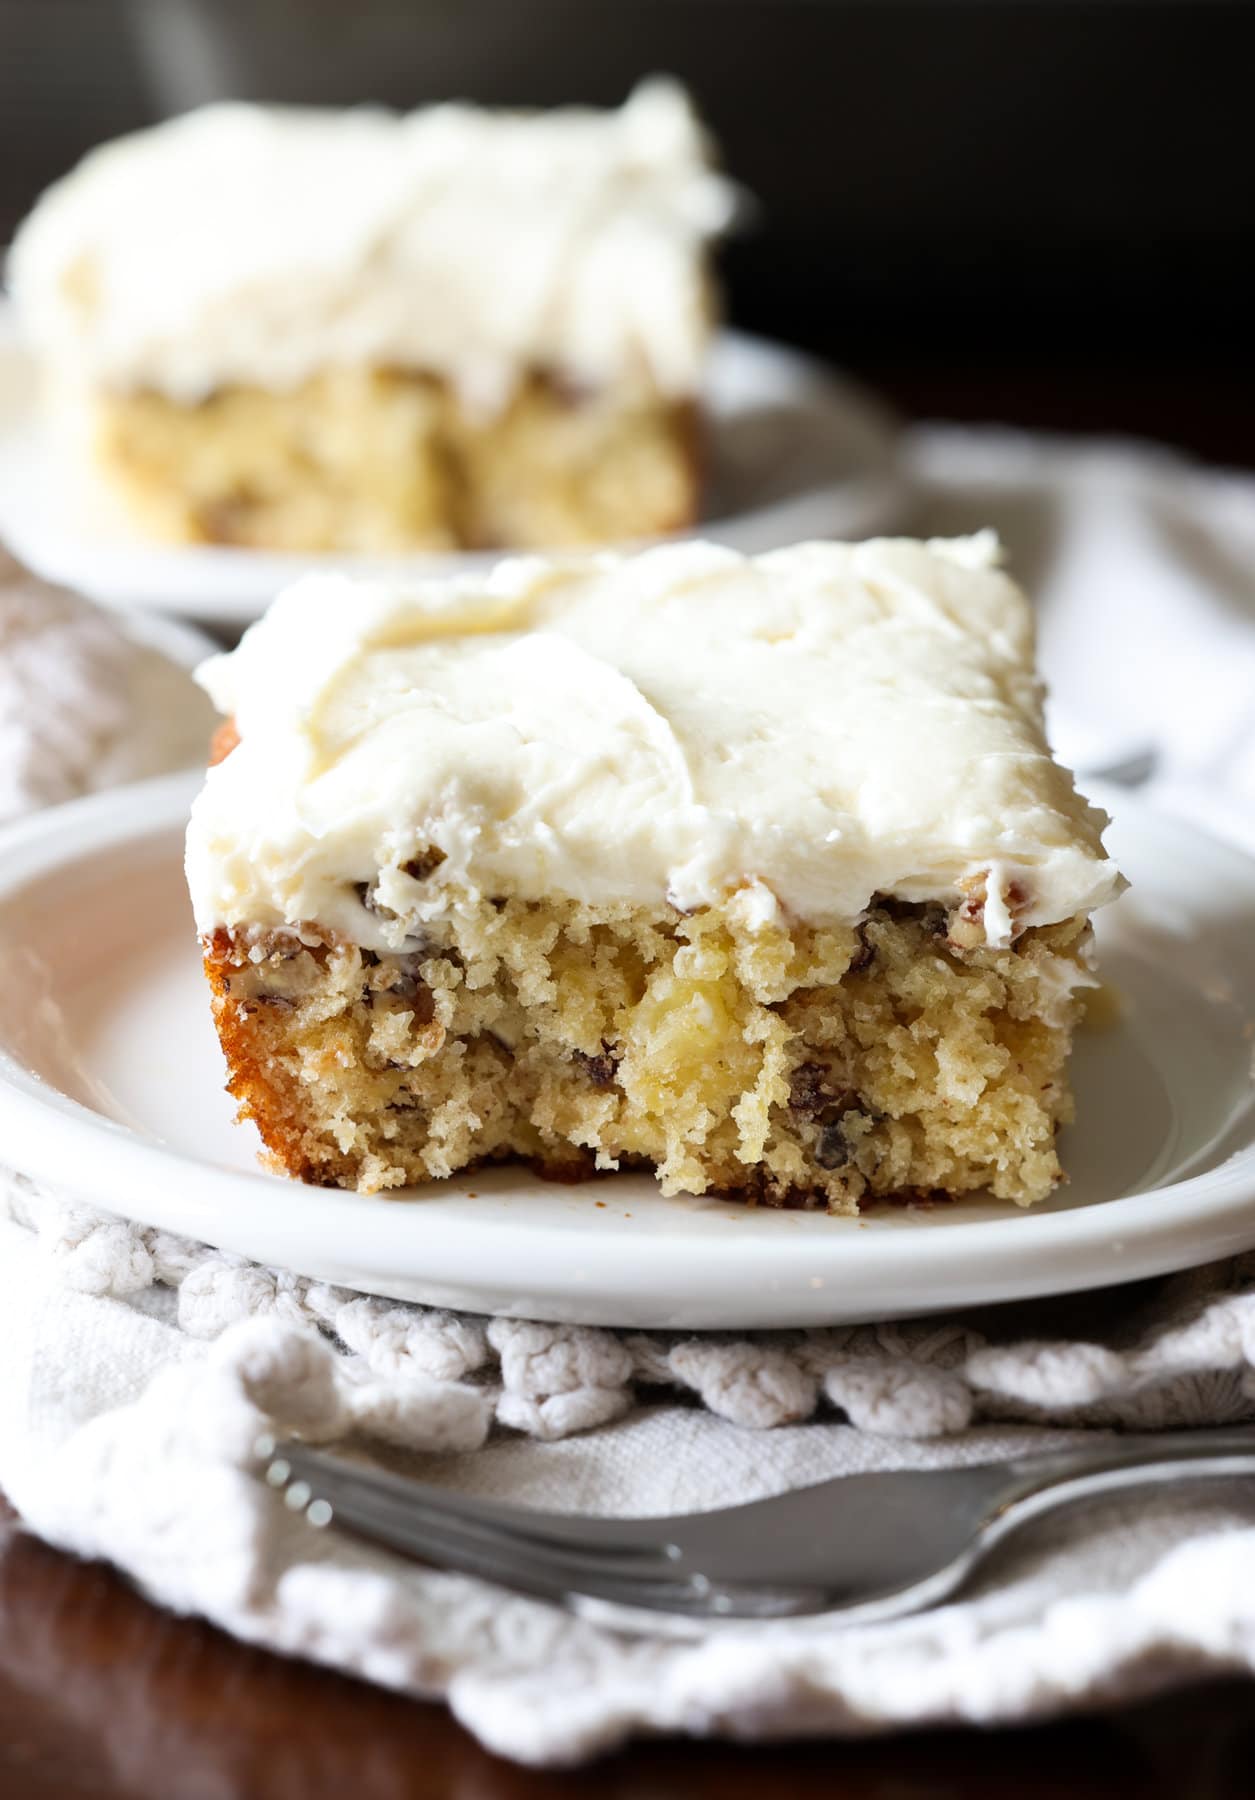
[
  {"x1": 186, "y1": 536, "x2": 1123, "y2": 1205},
  {"x1": 10, "y1": 84, "x2": 730, "y2": 554}
]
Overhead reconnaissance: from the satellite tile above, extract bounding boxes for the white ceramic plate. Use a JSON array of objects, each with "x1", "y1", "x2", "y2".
[
  {"x1": 0, "y1": 321, "x2": 901, "y2": 626},
  {"x1": 1, "y1": 773, "x2": 1253, "y2": 1329}
]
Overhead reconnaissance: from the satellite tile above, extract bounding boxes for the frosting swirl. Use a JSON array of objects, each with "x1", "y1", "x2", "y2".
[{"x1": 186, "y1": 537, "x2": 1123, "y2": 948}]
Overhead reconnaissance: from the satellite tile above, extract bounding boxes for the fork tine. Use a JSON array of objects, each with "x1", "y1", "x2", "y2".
[
  {"x1": 265, "y1": 1442, "x2": 822, "y2": 1621},
  {"x1": 273, "y1": 1441, "x2": 683, "y2": 1566}
]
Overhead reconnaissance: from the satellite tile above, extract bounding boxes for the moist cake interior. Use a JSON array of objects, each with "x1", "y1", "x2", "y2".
[
  {"x1": 95, "y1": 373, "x2": 700, "y2": 554},
  {"x1": 185, "y1": 536, "x2": 1123, "y2": 1208},
  {"x1": 204, "y1": 881, "x2": 1093, "y2": 1207}
]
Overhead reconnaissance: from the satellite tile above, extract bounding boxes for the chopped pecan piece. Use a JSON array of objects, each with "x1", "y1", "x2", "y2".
[
  {"x1": 847, "y1": 926, "x2": 875, "y2": 973},
  {"x1": 387, "y1": 970, "x2": 436, "y2": 1024},
  {"x1": 816, "y1": 1119, "x2": 854, "y2": 1170},
  {"x1": 574, "y1": 1045, "x2": 620, "y2": 1089},
  {"x1": 788, "y1": 1061, "x2": 832, "y2": 1118},
  {"x1": 947, "y1": 875, "x2": 988, "y2": 950},
  {"x1": 814, "y1": 1099, "x2": 871, "y2": 1171},
  {"x1": 403, "y1": 847, "x2": 446, "y2": 881},
  {"x1": 948, "y1": 874, "x2": 1031, "y2": 949}
]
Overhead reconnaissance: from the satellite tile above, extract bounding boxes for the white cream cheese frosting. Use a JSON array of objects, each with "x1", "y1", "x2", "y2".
[
  {"x1": 185, "y1": 536, "x2": 1124, "y2": 950},
  {"x1": 9, "y1": 82, "x2": 733, "y2": 410}
]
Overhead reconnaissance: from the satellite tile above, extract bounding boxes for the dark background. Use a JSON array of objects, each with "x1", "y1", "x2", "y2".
[{"x1": 3, "y1": 0, "x2": 1254, "y2": 462}]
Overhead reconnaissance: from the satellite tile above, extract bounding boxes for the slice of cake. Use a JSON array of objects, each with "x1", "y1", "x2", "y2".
[
  {"x1": 9, "y1": 84, "x2": 732, "y2": 554},
  {"x1": 185, "y1": 535, "x2": 1123, "y2": 1206}
]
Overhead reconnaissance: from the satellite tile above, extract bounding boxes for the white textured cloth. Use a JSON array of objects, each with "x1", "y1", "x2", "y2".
[
  {"x1": 2, "y1": 429, "x2": 1255, "y2": 1764},
  {"x1": 0, "y1": 544, "x2": 214, "y2": 821},
  {"x1": 5, "y1": 1175, "x2": 1255, "y2": 1766}
]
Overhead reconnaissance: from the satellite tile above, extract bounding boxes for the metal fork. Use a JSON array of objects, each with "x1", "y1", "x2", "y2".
[{"x1": 257, "y1": 1427, "x2": 1255, "y2": 1637}]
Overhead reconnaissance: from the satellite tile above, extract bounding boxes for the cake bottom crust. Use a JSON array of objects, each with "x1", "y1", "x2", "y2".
[
  {"x1": 93, "y1": 369, "x2": 700, "y2": 554},
  {"x1": 201, "y1": 890, "x2": 1094, "y2": 1210}
]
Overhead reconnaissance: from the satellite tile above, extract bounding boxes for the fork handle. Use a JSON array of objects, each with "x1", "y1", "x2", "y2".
[{"x1": 994, "y1": 1426, "x2": 1255, "y2": 1538}]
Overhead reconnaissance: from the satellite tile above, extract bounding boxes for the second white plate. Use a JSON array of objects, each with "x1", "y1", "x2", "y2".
[
  {"x1": 1, "y1": 777, "x2": 1254, "y2": 1328},
  {"x1": 0, "y1": 324, "x2": 901, "y2": 626}
]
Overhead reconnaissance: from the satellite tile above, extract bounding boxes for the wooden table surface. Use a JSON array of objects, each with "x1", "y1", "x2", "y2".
[
  {"x1": 4, "y1": 1485, "x2": 1255, "y2": 1799},
  {"x1": 5, "y1": 372, "x2": 1253, "y2": 1797}
]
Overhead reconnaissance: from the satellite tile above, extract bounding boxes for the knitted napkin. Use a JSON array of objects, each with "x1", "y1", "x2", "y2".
[
  {"x1": 2, "y1": 430, "x2": 1255, "y2": 1766},
  {"x1": 0, "y1": 546, "x2": 213, "y2": 821}
]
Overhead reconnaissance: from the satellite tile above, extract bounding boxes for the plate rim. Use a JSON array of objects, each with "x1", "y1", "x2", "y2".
[
  {"x1": 2, "y1": 772, "x2": 1255, "y2": 1327},
  {"x1": 0, "y1": 323, "x2": 905, "y2": 626}
]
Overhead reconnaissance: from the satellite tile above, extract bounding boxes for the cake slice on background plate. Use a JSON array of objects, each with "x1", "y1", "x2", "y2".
[
  {"x1": 9, "y1": 84, "x2": 732, "y2": 555},
  {"x1": 185, "y1": 535, "x2": 1123, "y2": 1206}
]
